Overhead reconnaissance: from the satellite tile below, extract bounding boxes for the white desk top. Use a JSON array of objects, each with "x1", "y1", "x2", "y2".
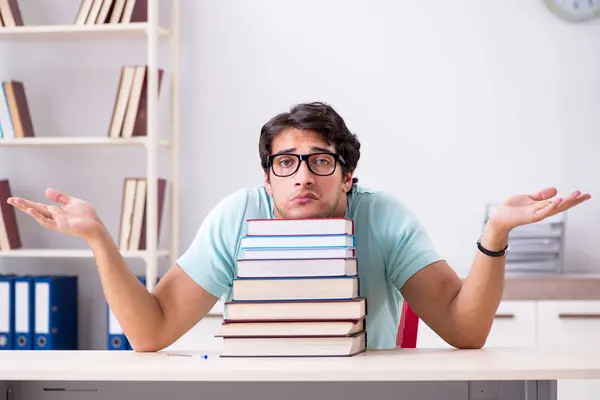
[{"x1": 1, "y1": 346, "x2": 599, "y2": 382}]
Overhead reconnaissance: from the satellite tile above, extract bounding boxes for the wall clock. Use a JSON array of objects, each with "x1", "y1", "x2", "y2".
[{"x1": 542, "y1": 0, "x2": 600, "y2": 22}]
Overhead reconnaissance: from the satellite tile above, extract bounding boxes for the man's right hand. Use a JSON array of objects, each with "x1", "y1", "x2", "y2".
[{"x1": 7, "y1": 188, "x2": 106, "y2": 242}]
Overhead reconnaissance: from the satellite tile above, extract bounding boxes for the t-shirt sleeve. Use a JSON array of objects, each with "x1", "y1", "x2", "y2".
[
  {"x1": 175, "y1": 189, "x2": 248, "y2": 299},
  {"x1": 372, "y1": 193, "x2": 443, "y2": 291}
]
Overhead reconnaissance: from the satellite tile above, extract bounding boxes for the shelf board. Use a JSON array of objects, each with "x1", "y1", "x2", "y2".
[
  {"x1": 0, "y1": 249, "x2": 170, "y2": 259},
  {"x1": 0, "y1": 137, "x2": 169, "y2": 148},
  {"x1": 0, "y1": 23, "x2": 169, "y2": 41}
]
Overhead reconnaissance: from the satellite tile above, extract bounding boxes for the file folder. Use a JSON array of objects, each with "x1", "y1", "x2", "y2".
[
  {"x1": 126, "y1": 275, "x2": 151, "y2": 350},
  {"x1": 13, "y1": 276, "x2": 34, "y2": 350},
  {"x1": 0, "y1": 276, "x2": 15, "y2": 350},
  {"x1": 34, "y1": 276, "x2": 78, "y2": 350},
  {"x1": 107, "y1": 306, "x2": 128, "y2": 350},
  {"x1": 108, "y1": 274, "x2": 155, "y2": 350}
]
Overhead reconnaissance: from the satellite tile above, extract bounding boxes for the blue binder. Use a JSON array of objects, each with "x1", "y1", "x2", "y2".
[
  {"x1": 0, "y1": 275, "x2": 15, "y2": 350},
  {"x1": 13, "y1": 276, "x2": 34, "y2": 350},
  {"x1": 108, "y1": 275, "x2": 153, "y2": 350},
  {"x1": 125, "y1": 275, "x2": 148, "y2": 350},
  {"x1": 33, "y1": 276, "x2": 78, "y2": 350},
  {"x1": 107, "y1": 305, "x2": 128, "y2": 350}
]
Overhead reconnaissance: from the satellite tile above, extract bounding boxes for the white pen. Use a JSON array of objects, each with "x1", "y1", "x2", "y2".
[{"x1": 166, "y1": 353, "x2": 209, "y2": 359}]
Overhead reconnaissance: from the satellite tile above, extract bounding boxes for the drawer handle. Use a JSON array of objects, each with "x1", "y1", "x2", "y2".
[
  {"x1": 494, "y1": 313, "x2": 515, "y2": 319},
  {"x1": 558, "y1": 313, "x2": 600, "y2": 319}
]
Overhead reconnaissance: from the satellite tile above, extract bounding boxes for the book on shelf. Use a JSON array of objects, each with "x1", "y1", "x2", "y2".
[
  {"x1": 0, "y1": 81, "x2": 35, "y2": 139},
  {"x1": 218, "y1": 217, "x2": 366, "y2": 358},
  {"x1": 0, "y1": 0, "x2": 23, "y2": 27},
  {"x1": 75, "y1": 0, "x2": 148, "y2": 25},
  {"x1": 0, "y1": 179, "x2": 21, "y2": 251},
  {"x1": 108, "y1": 64, "x2": 165, "y2": 139},
  {"x1": 118, "y1": 177, "x2": 167, "y2": 252}
]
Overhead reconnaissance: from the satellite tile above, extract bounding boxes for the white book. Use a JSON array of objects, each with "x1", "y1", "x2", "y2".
[
  {"x1": 232, "y1": 276, "x2": 359, "y2": 301},
  {"x1": 238, "y1": 247, "x2": 355, "y2": 260},
  {"x1": 246, "y1": 218, "x2": 354, "y2": 236},
  {"x1": 217, "y1": 317, "x2": 365, "y2": 337},
  {"x1": 236, "y1": 258, "x2": 357, "y2": 278},
  {"x1": 221, "y1": 331, "x2": 366, "y2": 357},
  {"x1": 240, "y1": 234, "x2": 354, "y2": 249},
  {"x1": 225, "y1": 298, "x2": 366, "y2": 321}
]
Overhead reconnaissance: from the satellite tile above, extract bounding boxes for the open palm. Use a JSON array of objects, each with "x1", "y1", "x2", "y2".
[
  {"x1": 7, "y1": 188, "x2": 105, "y2": 242},
  {"x1": 490, "y1": 187, "x2": 591, "y2": 233}
]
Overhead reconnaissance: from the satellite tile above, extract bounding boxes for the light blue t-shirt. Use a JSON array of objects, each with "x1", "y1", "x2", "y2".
[{"x1": 177, "y1": 184, "x2": 442, "y2": 349}]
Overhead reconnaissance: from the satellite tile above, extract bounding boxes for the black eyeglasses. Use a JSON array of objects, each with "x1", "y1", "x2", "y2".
[{"x1": 268, "y1": 152, "x2": 346, "y2": 177}]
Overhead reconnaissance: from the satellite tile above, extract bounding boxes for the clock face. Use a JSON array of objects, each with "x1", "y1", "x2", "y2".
[{"x1": 542, "y1": 0, "x2": 600, "y2": 22}]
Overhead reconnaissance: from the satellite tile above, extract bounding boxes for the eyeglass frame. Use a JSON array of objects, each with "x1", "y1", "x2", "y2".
[{"x1": 267, "y1": 152, "x2": 346, "y2": 177}]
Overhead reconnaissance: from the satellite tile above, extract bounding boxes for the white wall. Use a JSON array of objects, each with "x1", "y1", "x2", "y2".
[{"x1": 1, "y1": 0, "x2": 599, "y2": 351}]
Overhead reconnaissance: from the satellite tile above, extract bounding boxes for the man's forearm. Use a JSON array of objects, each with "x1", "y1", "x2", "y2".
[
  {"x1": 88, "y1": 229, "x2": 165, "y2": 351},
  {"x1": 449, "y1": 221, "x2": 509, "y2": 348}
]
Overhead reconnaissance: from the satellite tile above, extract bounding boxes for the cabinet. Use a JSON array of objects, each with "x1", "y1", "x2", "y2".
[
  {"x1": 537, "y1": 301, "x2": 600, "y2": 400},
  {"x1": 416, "y1": 301, "x2": 536, "y2": 348},
  {"x1": 417, "y1": 299, "x2": 600, "y2": 400}
]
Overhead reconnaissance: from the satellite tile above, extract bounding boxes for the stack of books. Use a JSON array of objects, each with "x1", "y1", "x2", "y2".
[
  {"x1": 217, "y1": 218, "x2": 367, "y2": 357},
  {"x1": 74, "y1": 0, "x2": 148, "y2": 25}
]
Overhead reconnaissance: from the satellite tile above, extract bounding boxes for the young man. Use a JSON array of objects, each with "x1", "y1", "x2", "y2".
[{"x1": 7, "y1": 102, "x2": 591, "y2": 352}]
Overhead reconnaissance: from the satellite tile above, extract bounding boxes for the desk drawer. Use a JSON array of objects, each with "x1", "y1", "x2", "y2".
[{"x1": 537, "y1": 300, "x2": 600, "y2": 346}]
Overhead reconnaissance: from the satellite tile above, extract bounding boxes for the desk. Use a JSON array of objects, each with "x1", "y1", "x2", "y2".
[{"x1": 0, "y1": 346, "x2": 599, "y2": 400}]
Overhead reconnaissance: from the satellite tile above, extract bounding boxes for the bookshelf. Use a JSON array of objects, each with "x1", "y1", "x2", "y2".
[
  {"x1": 0, "y1": 22, "x2": 169, "y2": 41},
  {"x1": 0, "y1": 249, "x2": 170, "y2": 260},
  {"x1": 0, "y1": 0, "x2": 180, "y2": 293},
  {"x1": 0, "y1": 137, "x2": 170, "y2": 147}
]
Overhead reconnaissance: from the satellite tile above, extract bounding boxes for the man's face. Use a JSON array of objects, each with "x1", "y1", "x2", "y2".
[{"x1": 265, "y1": 128, "x2": 353, "y2": 219}]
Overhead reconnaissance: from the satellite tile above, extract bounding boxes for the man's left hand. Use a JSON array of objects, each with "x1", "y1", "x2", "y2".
[{"x1": 488, "y1": 187, "x2": 591, "y2": 235}]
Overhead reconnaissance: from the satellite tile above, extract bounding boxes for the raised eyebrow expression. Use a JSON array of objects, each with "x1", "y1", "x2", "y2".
[{"x1": 272, "y1": 146, "x2": 334, "y2": 156}]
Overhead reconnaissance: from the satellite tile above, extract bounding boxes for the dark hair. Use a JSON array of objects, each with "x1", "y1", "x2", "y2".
[{"x1": 259, "y1": 102, "x2": 361, "y2": 185}]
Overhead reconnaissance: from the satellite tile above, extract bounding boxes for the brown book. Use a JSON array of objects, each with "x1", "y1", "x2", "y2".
[
  {"x1": 3, "y1": 81, "x2": 35, "y2": 138},
  {"x1": 131, "y1": 67, "x2": 164, "y2": 137},
  {"x1": 0, "y1": 179, "x2": 21, "y2": 250},
  {"x1": 0, "y1": 0, "x2": 23, "y2": 27},
  {"x1": 121, "y1": 0, "x2": 147, "y2": 23},
  {"x1": 128, "y1": 178, "x2": 166, "y2": 251}
]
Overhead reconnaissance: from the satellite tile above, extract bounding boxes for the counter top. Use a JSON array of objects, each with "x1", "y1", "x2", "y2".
[
  {"x1": 502, "y1": 275, "x2": 600, "y2": 300},
  {"x1": 0, "y1": 346, "x2": 599, "y2": 382}
]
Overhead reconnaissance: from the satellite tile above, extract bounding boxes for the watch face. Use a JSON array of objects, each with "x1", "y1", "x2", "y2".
[{"x1": 542, "y1": 0, "x2": 600, "y2": 21}]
